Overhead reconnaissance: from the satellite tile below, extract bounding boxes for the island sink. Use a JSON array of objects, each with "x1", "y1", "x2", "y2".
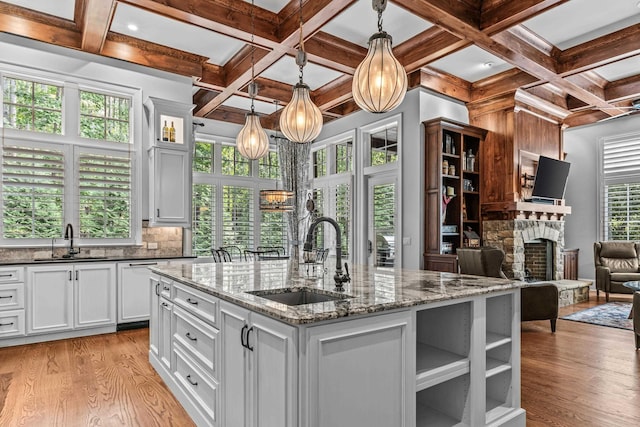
[{"x1": 247, "y1": 287, "x2": 352, "y2": 306}]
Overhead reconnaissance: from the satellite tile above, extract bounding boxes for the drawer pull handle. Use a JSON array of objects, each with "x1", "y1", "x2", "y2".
[
  {"x1": 246, "y1": 326, "x2": 254, "y2": 351},
  {"x1": 186, "y1": 374, "x2": 198, "y2": 386},
  {"x1": 186, "y1": 332, "x2": 197, "y2": 341},
  {"x1": 161, "y1": 302, "x2": 169, "y2": 308},
  {"x1": 0, "y1": 295, "x2": 12, "y2": 299},
  {"x1": 0, "y1": 322, "x2": 14, "y2": 326},
  {"x1": 0, "y1": 274, "x2": 13, "y2": 277},
  {"x1": 129, "y1": 262, "x2": 158, "y2": 267},
  {"x1": 163, "y1": 286, "x2": 170, "y2": 291},
  {"x1": 186, "y1": 298, "x2": 198, "y2": 305}
]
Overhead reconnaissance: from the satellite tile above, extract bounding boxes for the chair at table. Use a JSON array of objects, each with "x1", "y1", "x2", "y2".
[
  {"x1": 257, "y1": 246, "x2": 285, "y2": 256},
  {"x1": 220, "y1": 246, "x2": 242, "y2": 261},
  {"x1": 457, "y1": 247, "x2": 558, "y2": 332},
  {"x1": 211, "y1": 248, "x2": 232, "y2": 263}
]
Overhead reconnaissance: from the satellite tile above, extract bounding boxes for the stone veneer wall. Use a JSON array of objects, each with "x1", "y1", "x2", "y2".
[
  {"x1": 0, "y1": 221, "x2": 183, "y2": 261},
  {"x1": 483, "y1": 220, "x2": 565, "y2": 281}
]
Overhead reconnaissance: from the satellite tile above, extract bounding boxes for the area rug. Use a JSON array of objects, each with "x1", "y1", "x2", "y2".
[{"x1": 561, "y1": 302, "x2": 633, "y2": 330}]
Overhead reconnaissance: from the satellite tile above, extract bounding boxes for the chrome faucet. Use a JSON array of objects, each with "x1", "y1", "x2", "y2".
[
  {"x1": 63, "y1": 223, "x2": 79, "y2": 257},
  {"x1": 303, "y1": 216, "x2": 350, "y2": 291}
]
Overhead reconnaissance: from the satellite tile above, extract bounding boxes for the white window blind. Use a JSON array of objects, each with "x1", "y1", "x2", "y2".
[
  {"x1": 78, "y1": 152, "x2": 131, "y2": 239},
  {"x1": 334, "y1": 183, "x2": 351, "y2": 257},
  {"x1": 2, "y1": 145, "x2": 64, "y2": 239},
  {"x1": 222, "y1": 185, "x2": 253, "y2": 249},
  {"x1": 192, "y1": 183, "x2": 216, "y2": 256},
  {"x1": 602, "y1": 137, "x2": 640, "y2": 241}
]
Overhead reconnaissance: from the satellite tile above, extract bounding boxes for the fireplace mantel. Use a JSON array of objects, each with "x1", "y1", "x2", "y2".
[{"x1": 482, "y1": 201, "x2": 571, "y2": 221}]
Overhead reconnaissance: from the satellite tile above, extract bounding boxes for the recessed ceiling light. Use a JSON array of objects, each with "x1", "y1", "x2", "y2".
[
  {"x1": 483, "y1": 61, "x2": 494, "y2": 68},
  {"x1": 127, "y1": 23, "x2": 138, "y2": 32}
]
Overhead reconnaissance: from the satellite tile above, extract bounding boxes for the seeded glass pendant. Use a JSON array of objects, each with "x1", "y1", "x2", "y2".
[
  {"x1": 236, "y1": 103, "x2": 269, "y2": 160},
  {"x1": 352, "y1": 0, "x2": 407, "y2": 113},
  {"x1": 279, "y1": 79, "x2": 323, "y2": 144}
]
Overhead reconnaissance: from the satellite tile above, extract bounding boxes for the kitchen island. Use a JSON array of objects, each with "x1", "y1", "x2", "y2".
[{"x1": 149, "y1": 259, "x2": 526, "y2": 427}]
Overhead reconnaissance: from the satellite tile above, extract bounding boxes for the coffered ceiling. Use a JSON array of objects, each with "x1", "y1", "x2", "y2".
[{"x1": 2, "y1": 0, "x2": 640, "y2": 128}]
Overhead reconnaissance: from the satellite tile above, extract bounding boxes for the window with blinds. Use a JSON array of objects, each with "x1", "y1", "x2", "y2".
[
  {"x1": 260, "y1": 211, "x2": 286, "y2": 250},
  {"x1": 192, "y1": 183, "x2": 215, "y2": 256},
  {"x1": 312, "y1": 188, "x2": 325, "y2": 249},
  {"x1": 78, "y1": 151, "x2": 131, "y2": 239},
  {"x1": 222, "y1": 185, "x2": 253, "y2": 249},
  {"x1": 334, "y1": 183, "x2": 350, "y2": 257},
  {"x1": 602, "y1": 137, "x2": 640, "y2": 241},
  {"x1": 2, "y1": 145, "x2": 64, "y2": 239}
]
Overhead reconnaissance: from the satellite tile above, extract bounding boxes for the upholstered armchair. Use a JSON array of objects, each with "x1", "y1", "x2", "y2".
[
  {"x1": 594, "y1": 241, "x2": 640, "y2": 302},
  {"x1": 457, "y1": 247, "x2": 558, "y2": 332}
]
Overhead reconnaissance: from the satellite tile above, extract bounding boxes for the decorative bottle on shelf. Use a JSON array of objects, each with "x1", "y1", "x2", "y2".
[
  {"x1": 169, "y1": 121, "x2": 176, "y2": 142},
  {"x1": 162, "y1": 120, "x2": 169, "y2": 141},
  {"x1": 467, "y1": 149, "x2": 475, "y2": 172}
]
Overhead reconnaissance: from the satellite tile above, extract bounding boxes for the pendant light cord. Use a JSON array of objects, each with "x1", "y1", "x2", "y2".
[
  {"x1": 297, "y1": 0, "x2": 306, "y2": 84},
  {"x1": 250, "y1": 0, "x2": 256, "y2": 113}
]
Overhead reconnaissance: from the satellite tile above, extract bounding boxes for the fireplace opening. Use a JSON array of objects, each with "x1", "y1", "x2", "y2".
[{"x1": 523, "y1": 239, "x2": 554, "y2": 282}]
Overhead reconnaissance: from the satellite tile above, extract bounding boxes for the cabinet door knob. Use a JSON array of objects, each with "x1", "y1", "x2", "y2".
[
  {"x1": 246, "y1": 326, "x2": 254, "y2": 351},
  {"x1": 186, "y1": 332, "x2": 197, "y2": 341},
  {"x1": 241, "y1": 324, "x2": 248, "y2": 348},
  {"x1": 186, "y1": 374, "x2": 198, "y2": 386}
]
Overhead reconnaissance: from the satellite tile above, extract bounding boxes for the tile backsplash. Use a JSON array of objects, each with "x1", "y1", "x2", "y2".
[{"x1": 0, "y1": 221, "x2": 184, "y2": 261}]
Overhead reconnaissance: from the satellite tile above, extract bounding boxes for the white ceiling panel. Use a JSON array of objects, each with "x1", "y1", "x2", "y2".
[
  {"x1": 429, "y1": 46, "x2": 513, "y2": 83},
  {"x1": 523, "y1": 0, "x2": 640, "y2": 49},
  {"x1": 111, "y1": 3, "x2": 245, "y2": 65},
  {"x1": 323, "y1": 1, "x2": 433, "y2": 47},
  {"x1": 594, "y1": 56, "x2": 640, "y2": 82},
  {"x1": 259, "y1": 56, "x2": 343, "y2": 90},
  {"x1": 222, "y1": 95, "x2": 280, "y2": 115},
  {"x1": 2, "y1": 0, "x2": 75, "y2": 20},
  {"x1": 244, "y1": 0, "x2": 289, "y2": 14}
]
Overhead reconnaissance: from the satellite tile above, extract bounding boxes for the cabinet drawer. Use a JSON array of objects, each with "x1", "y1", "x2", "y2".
[
  {"x1": 173, "y1": 306, "x2": 219, "y2": 377},
  {"x1": 0, "y1": 283, "x2": 24, "y2": 311},
  {"x1": 173, "y1": 345, "x2": 217, "y2": 425},
  {"x1": 159, "y1": 276, "x2": 172, "y2": 299},
  {"x1": 0, "y1": 310, "x2": 25, "y2": 338},
  {"x1": 0, "y1": 267, "x2": 24, "y2": 283},
  {"x1": 173, "y1": 283, "x2": 217, "y2": 326}
]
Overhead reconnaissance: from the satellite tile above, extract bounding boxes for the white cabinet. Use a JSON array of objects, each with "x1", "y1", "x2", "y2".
[
  {"x1": 304, "y1": 310, "x2": 413, "y2": 427},
  {"x1": 27, "y1": 263, "x2": 115, "y2": 335},
  {"x1": 0, "y1": 266, "x2": 26, "y2": 338},
  {"x1": 219, "y1": 300, "x2": 297, "y2": 427},
  {"x1": 144, "y1": 96, "x2": 194, "y2": 227},
  {"x1": 150, "y1": 273, "x2": 172, "y2": 369},
  {"x1": 118, "y1": 261, "x2": 165, "y2": 324}
]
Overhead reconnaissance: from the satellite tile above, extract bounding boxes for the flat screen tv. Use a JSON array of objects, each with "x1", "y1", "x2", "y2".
[{"x1": 530, "y1": 156, "x2": 571, "y2": 201}]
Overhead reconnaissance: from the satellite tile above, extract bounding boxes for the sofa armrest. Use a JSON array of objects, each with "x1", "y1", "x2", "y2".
[{"x1": 595, "y1": 265, "x2": 611, "y2": 292}]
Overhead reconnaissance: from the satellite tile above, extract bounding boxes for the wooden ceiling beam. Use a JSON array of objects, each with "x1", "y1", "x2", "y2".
[
  {"x1": 304, "y1": 31, "x2": 366, "y2": 74},
  {"x1": 480, "y1": 0, "x2": 569, "y2": 35},
  {"x1": 408, "y1": 68, "x2": 472, "y2": 102},
  {"x1": 102, "y1": 33, "x2": 206, "y2": 77},
  {"x1": 605, "y1": 74, "x2": 640, "y2": 103},
  {"x1": 223, "y1": 44, "x2": 271, "y2": 87},
  {"x1": 557, "y1": 25, "x2": 640, "y2": 75},
  {"x1": 79, "y1": 0, "x2": 116, "y2": 53},
  {"x1": 394, "y1": 27, "x2": 469, "y2": 73},
  {"x1": 313, "y1": 75, "x2": 354, "y2": 111},
  {"x1": 0, "y1": 3, "x2": 81, "y2": 49},
  {"x1": 471, "y1": 68, "x2": 539, "y2": 102}
]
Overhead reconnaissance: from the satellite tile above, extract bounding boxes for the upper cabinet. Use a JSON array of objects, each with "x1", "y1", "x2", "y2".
[
  {"x1": 423, "y1": 118, "x2": 487, "y2": 273},
  {"x1": 144, "y1": 97, "x2": 195, "y2": 227}
]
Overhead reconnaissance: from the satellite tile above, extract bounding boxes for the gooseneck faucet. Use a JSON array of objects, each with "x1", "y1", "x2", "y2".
[
  {"x1": 64, "y1": 223, "x2": 79, "y2": 257},
  {"x1": 303, "y1": 216, "x2": 350, "y2": 291}
]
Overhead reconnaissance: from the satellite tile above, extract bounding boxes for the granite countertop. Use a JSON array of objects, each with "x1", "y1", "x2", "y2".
[
  {"x1": 0, "y1": 255, "x2": 197, "y2": 266},
  {"x1": 151, "y1": 259, "x2": 524, "y2": 325}
]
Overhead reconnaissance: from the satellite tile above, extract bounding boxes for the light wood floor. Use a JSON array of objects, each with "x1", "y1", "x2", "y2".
[{"x1": 1, "y1": 291, "x2": 639, "y2": 426}]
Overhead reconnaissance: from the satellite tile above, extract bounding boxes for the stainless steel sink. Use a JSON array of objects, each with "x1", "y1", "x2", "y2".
[{"x1": 246, "y1": 287, "x2": 352, "y2": 306}]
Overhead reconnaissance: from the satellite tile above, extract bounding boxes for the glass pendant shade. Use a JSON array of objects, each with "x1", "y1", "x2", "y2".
[
  {"x1": 352, "y1": 32, "x2": 407, "y2": 113},
  {"x1": 236, "y1": 112, "x2": 269, "y2": 160},
  {"x1": 279, "y1": 83, "x2": 323, "y2": 144}
]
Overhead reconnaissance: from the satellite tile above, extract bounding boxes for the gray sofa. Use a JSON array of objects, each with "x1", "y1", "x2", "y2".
[{"x1": 594, "y1": 241, "x2": 640, "y2": 302}]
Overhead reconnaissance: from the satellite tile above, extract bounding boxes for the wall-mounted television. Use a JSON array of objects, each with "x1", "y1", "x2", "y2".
[{"x1": 530, "y1": 156, "x2": 571, "y2": 202}]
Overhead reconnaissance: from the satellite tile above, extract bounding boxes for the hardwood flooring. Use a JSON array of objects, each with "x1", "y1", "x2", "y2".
[
  {"x1": 0, "y1": 329, "x2": 194, "y2": 427},
  {"x1": 1, "y1": 291, "x2": 639, "y2": 426}
]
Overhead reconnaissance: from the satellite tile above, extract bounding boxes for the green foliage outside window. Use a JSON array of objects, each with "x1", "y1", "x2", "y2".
[
  {"x1": 192, "y1": 184, "x2": 215, "y2": 256},
  {"x1": 606, "y1": 183, "x2": 640, "y2": 241},
  {"x1": 2, "y1": 77, "x2": 63, "y2": 134},
  {"x1": 313, "y1": 149, "x2": 326, "y2": 178},
  {"x1": 222, "y1": 186, "x2": 253, "y2": 249},
  {"x1": 260, "y1": 211, "x2": 286, "y2": 249},
  {"x1": 259, "y1": 151, "x2": 280, "y2": 179},
  {"x1": 336, "y1": 142, "x2": 352, "y2": 173},
  {"x1": 79, "y1": 90, "x2": 130, "y2": 142},
  {"x1": 194, "y1": 141, "x2": 214, "y2": 173},
  {"x1": 221, "y1": 146, "x2": 249, "y2": 176}
]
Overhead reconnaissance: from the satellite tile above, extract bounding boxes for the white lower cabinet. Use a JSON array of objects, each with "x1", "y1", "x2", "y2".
[
  {"x1": 27, "y1": 263, "x2": 115, "y2": 335},
  {"x1": 0, "y1": 267, "x2": 26, "y2": 339},
  {"x1": 118, "y1": 261, "x2": 164, "y2": 324},
  {"x1": 219, "y1": 300, "x2": 297, "y2": 427}
]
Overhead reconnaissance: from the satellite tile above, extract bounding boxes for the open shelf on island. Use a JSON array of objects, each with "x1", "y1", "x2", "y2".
[
  {"x1": 486, "y1": 370, "x2": 515, "y2": 424},
  {"x1": 417, "y1": 374, "x2": 471, "y2": 427},
  {"x1": 416, "y1": 343, "x2": 469, "y2": 391}
]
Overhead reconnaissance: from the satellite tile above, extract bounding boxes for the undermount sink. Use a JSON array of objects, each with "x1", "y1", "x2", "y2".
[
  {"x1": 247, "y1": 287, "x2": 353, "y2": 306},
  {"x1": 32, "y1": 256, "x2": 109, "y2": 262}
]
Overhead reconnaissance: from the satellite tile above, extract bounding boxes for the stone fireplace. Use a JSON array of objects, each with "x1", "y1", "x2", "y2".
[{"x1": 483, "y1": 220, "x2": 565, "y2": 281}]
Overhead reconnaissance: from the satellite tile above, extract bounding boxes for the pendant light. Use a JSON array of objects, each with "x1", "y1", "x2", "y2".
[
  {"x1": 279, "y1": 0, "x2": 323, "y2": 144},
  {"x1": 352, "y1": 0, "x2": 407, "y2": 114},
  {"x1": 236, "y1": 0, "x2": 269, "y2": 160}
]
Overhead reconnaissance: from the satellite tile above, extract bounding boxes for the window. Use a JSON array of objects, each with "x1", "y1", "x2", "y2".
[
  {"x1": 370, "y1": 127, "x2": 398, "y2": 166},
  {"x1": 334, "y1": 183, "x2": 350, "y2": 257},
  {"x1": 222, "y1": 185, "x2": 253, "y2": 249},
  {"x1": 0, "y1": 72, "x2": 139, "y2": 246},
  {"x1": 222, "y1": 145, "x2": 249, "y2": 176},
  {"x1": 335, "y1": 141, "x2": 352, "y2": 173},
  {"x1": 260, "y1": 211, "x2": 286, "y2": 249},
  {"x1": 77, "y1": 150, "x2": 131, "y2": 238},
  {"x1": 192, "y1": 183, "x2": 215, "y2": 257},
  {"x1": 2, "y1": 145, "x2": 64, "y2": 239},
  {"x1": 79, "y1": 90, "x2": 130, "y2": 143},
  {"x1": 311, "y1": 188, "x2": 325, "y2": 249},
  {"x1": 259, "y1": 151, "x2": 280, "y2": 179},
  {"x1": 602, "y1": 136, "x2": 640, "y2": 240},
  {"x1": 2, "y1": 76, "x2": 63, "y2": 134},
  {"x1": 313, "y1": 148, "x2": 326, "y2": 178},
  {"x1": 194, "y1": 140, "x2": 214, "y2": 174}
]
